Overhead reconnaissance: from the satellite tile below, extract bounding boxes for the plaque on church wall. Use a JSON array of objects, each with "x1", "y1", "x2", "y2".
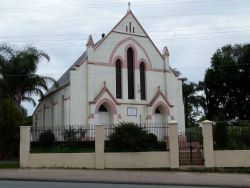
[{"x1": 127, "y1": 107, "x2": 137, "y2": 116}]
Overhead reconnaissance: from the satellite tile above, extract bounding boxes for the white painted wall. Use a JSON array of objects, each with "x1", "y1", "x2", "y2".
[{"x1": 33, "y1": 11, "x2": 185, "y2": 131}]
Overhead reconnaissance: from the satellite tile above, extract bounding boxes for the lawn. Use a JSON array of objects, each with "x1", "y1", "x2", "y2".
[{"x1": 0, "y1": 161, "x2": 19, "y2": 168}]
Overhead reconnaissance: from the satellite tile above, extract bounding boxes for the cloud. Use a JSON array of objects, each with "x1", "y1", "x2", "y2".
[{"x1": 1, "y1": 0, "x2": 250, "y2": 115}]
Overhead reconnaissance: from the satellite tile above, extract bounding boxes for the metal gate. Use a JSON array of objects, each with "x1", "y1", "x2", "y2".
[{"x1": 178, "y1": 127, "x2": 204, "y2": 166}]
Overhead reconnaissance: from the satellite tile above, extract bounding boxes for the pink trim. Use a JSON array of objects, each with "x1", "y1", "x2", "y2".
[
  {"x1": 124, "y1": 43, "x2": 137, "y2": 70},
  {"x1": 151, "y1": 68, "x2": 164, "y2": 72},
  {"x1": 113, "y1": 56, "x2": 126, "y2": 68},
  {"x1": 152, "y1": 101, "x2": 170, "y2": 115},
  {"x1": 149, "y1": 87, "x2": 173, "y2": 107},
  {"x1": 146, "y1": 115, "x2": 152, "y2": 120},
  {"x1": 95, "y1": 98, "x2": 117, "y2": 114},
  {"x1": 88, "y1": 113, "x2": 94, "y2": 119},
  {"x1": 118, "y1": 114, "x2": 122, "y2": 119},
  {"x1": 88, "y1": 60, "x2": 165, "y2": 73},
  {"x1": 88, "y1": 61, "x2": 114, "y2": 67},
  {"x1": 89, "y1": 82, "x2": 119, "y2": 105},
  {"x1": 94, "y1": 11, "x2": 165, "y2": 63},
  {"x1": 137, "y1": 58, "x2": 149, "y2": 70},
  {"x1": 109, "y1": 37, "x2": 152, "y2": 69}
]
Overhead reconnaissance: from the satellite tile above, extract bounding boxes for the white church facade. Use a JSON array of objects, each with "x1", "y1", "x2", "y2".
[{"x1": 33, "y1": 9, "x2": 185, "y2": 132}]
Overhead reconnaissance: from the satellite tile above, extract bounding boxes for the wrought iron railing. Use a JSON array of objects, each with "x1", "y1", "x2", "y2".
[
  {"x1": 213, "y1": 120, "x2": 250, "y2": 150},
  {"x1": 30, "y1": 125, "x2": 95, "y2": 153}
]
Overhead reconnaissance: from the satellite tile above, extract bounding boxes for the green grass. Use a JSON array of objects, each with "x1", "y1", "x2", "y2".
[
  {"x1": 0, "y1": 161, "x2": 19, "y2": 168},
  {"x1": 30, "y1": 146, "x2": 95, "y2": 153}
]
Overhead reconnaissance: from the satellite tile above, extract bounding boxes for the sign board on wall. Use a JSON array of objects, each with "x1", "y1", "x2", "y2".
[{"x1": 127, "y1": 107, "x2": 137, "y2": 116}]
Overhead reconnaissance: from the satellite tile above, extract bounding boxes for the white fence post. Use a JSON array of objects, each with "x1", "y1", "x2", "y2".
[
  {"x1": 95, "y1": 125, "x2": 105, "y2": 169},
  {"x1": 201, "y1": 120, "x2": 215, "y2": 168},
  {"x1": 20, "y1": 126, "x2": 31, "y2": 168},
  {"x1": 168, "y1": 120, "x2": 179, "y2": 168}
]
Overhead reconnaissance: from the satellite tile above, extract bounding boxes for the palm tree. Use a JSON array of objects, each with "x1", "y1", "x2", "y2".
[
  {"x1": 0, "y1": 44, "x2": 56, "y2": 106},
  {"x1": 182, "y1": 80, "x2": 206, "y2": 127}
]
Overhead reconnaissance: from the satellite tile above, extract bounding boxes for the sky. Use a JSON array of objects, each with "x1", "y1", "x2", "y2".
[{"x1": 1, "y1": 0, "x2": 250, "y2": 115}]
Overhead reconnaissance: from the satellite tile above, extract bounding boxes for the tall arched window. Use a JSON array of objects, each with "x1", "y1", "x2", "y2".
[
  {"x1": 127, "y1": 47, "x2": 134, "y2": 99},
  {"x1": 116, "y1": 59, "x2": 122, "y2": 99},
  {"x1": 140, "y1": 62, "x2": 146, "y2": 100}
]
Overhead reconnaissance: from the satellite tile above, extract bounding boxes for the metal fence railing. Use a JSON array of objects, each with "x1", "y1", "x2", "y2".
[
  {"x1": 104, "y1": 123, "x2": 169, "y2": 142},
  {"x1": 30, "y1": 125, "x2": 95, "y2": 153},
  {"x1": 30, "y1": 123, "x2": 170, "y2": 153},
  {"x1": 104, "y1": 123, "x2": 169, "y2": 152},
  {"x1": 213, "y1": 120, "x2": 250, "y2": 150}
]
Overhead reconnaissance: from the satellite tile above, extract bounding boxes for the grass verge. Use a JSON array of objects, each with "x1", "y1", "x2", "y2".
[{"x1": 0, "y1": 161, "x2": 19, "y2": 169}]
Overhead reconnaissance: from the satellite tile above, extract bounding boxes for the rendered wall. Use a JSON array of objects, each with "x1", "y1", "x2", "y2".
[
  {"x1": 214, "y1": 150, "x2": 250, "y2": 167},
  {"x1": 104, "y1": 152, "x2": 170, "y2": 168},
  {"x1": 70, "y1": 62, "x2": 88, "y2": 125},
  {"x1": 29, "y1": 153, "x2": 95, "y2": 168}
]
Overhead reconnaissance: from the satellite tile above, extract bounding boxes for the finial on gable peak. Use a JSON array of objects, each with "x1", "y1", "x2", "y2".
[
  {"x1": 127, "y1": 2, "x2": 131, "y2": 12},
  {"x1": 86, "y1": 35, "x2": 94, "y2": 47},
  {"x1": 162, "y1": 46, "x2": 169, "y2": 58}
]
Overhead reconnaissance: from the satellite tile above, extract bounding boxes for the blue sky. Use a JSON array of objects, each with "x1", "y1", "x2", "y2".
[{"x1": 1, "y1": 0, "x2": 250, "y2": 115}]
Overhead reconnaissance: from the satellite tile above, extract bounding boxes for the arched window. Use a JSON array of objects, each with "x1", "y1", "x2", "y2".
[
  {"x1": 116, "y1": 59, "x2": 122, "y2": 99},
  {"x1": 127, "y1": 47, "x2": 134, "y2": 99},
  {"x1": 140, "y1": 62, "x2": 146, "y2": 100}
]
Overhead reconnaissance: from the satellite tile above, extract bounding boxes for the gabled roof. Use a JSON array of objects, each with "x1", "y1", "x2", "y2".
[
  {"x1": 94, "y1": 10, "x2": 165, "y2": 61},
  {"x1": 149, "y1": 87, "x2": 173, "y2": 107},
  {"x1": 89, "y1": 81, "x2": 119, "y2": 105}
]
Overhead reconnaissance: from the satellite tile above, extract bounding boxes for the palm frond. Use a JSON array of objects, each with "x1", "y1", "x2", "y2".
[{"x1": 22, "y1": 96, "x2": 36, "y2": 106}]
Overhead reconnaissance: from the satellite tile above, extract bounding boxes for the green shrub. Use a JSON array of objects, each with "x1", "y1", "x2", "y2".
[
  {"x1": 143, "y1": 133, "x2": 158, "y2": 148},
  {"x1": 214, "y1": 113, "x2": 228, "y2": 149},
  {"x1": 63, "y1": 127, "x2": 86, "y2": 142},
  {"x1": 39, "y1": 131, "x2": 55, "y2": 147},
  {"x1": 107, "y1": 122, "x2": 162, "y2": 152}
]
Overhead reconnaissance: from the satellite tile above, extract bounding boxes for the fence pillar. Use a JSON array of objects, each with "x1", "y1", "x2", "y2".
[
  {"x1": 168, "y1": 120, "x2": 179, "y2": 168},
  {"x1": 201, "y1": 120, "x2": 214, "y2": 168},
  {"x1": 20, "y1": 126, "x2": 31, "y2": 168},
  {"x1": 95, "y1": 125, "x2": 105, "y2": 169}
]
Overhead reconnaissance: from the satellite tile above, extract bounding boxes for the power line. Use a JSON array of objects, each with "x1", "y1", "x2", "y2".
[
  {"x1": 2, "y1": 63, "x2": 249, "y2": 77},
  {"x1": 2, "y1": 26, "x2": 250, "y2": 39},
  {"x1": 0, "y1": 0, "x2": 232, "y2": 13},
  {"x1": 2, "y1": 31, "x2": 250, "y2": 43},
  {"x1": 1, "y1": 9, "x2": 249, "y2": 23},
  {"x1": 4, "y1": 34, "x2": 250, "y2": 48}
]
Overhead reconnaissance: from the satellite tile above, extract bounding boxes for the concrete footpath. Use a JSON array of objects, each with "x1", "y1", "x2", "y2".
[{"x1": 0, "y1": 169, "x2": 249, "y2": 187}]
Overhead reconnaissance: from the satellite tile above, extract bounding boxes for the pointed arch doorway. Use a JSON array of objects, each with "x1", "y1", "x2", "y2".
[
  {"x1": 155, "y1": 107, "x2": 163, "y2": 124},
  {"x1": 151, "y1": 102, "x2": 170, "y2": 141},
  {"x1": 98, "y1": 104, "x2": 111, "y2": 125}
]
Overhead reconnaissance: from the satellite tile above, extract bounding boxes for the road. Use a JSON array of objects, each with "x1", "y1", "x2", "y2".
[
  {"x1": 0, "y1": 180, "x2": 219, "y2": 188},
  {"x1": 0, "y1": 169, "x2": 249, "y2": 187}
]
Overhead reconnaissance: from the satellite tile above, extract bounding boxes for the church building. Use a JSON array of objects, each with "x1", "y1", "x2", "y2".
[{"x1": 33, "y1": 8, "x2": 185, "y2": 132}]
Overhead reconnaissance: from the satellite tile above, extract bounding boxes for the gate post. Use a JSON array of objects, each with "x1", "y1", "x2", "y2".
[
  {"x1": 201, "y1": 120, "x2": 214, "y2": 168},
  {"x1": 168, "y1": 120, "x2": 179, "y2": 168},
  {"x1": 95, "y1": 125, "x2": 105, "y2": 169},
  {"x1": 20, "y1": 126, "x2": 31, "y2": 168}
]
